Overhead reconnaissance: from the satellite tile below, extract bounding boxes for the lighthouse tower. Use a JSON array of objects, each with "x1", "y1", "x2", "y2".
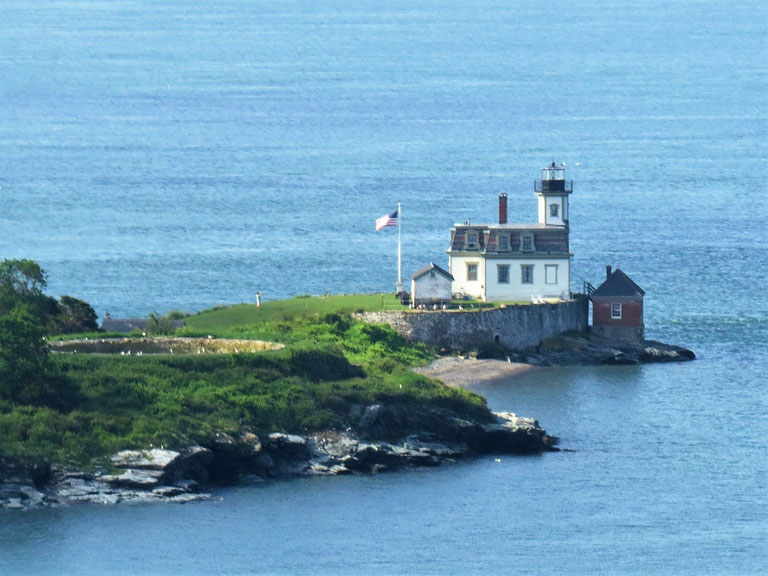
[{"x1": 535, "y1": 162, "x2": 572, "y2": 227}]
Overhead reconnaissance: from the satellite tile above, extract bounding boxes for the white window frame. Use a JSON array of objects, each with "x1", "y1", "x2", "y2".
[
  {"x1": 545, "y1": 264, "x2": 558, "y2": 285},
  {"x1": 499, "y1": 235, "x2": 509, "y2": 252},
  {"x1": 467, "y1": 262, "x2": 478, "y2": 282},
  {"x1": 521, "y1": 264, "x2": 534, "y2": 284},
  {"x1": 521, "y1": 234, "x2": 534, "y2": 252},
  {"x1": 466, "y1": 232, "x2": 478, "y2": 249},
  {"x1": 611, "y1": 303, "x2": 622, "y2": 319},
  {"x1": 497, "y1": 265, "x2": 510, "y2": 284}
]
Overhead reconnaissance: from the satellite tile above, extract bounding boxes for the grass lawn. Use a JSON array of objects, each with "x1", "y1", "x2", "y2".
[
  {"x1": 185, "y1": 293, "x2": 406, "y2": 334},
  {"x1": 184, "y1": 293, "x2": 531, "y2": 336}
]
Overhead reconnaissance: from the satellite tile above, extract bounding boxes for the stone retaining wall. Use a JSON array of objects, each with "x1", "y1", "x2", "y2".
[{"x1": 357, "y1": 297, "x2": 589, "y2": 351}]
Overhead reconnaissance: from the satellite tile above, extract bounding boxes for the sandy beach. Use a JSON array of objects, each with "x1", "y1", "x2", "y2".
[{"x1": 414, "y1": 356, "x2": 535, "y2": 388}]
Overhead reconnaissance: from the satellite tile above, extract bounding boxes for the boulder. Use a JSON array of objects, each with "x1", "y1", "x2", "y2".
[
  {"x1": 107, "y1": 446, "x2": 214, "y2": 486},
  {"x1": 19, "y1": 486, "x2": 46, "y2": 506},
  {"x1": 639, "y1": 343, "x2": 696, "y2": 362},
  {"x1": 102, "y1": 469, "x2": 164, "y2": 488},
  {"x1": 201, "y1": 432, "x2": 263, "y2": 477},
  {"x1": 111, "y1": 449, "x2": 181, "y2": 470},
  {"x1": 266, "y1": 433, "x2": 310, "y2": 460},
  {"x1": 477, "y1": 412, "x2": 559, "y2": 453}
]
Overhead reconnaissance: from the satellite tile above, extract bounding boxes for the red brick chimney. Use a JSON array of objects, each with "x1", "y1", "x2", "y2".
[
  {"x1": 499, "y1": 193, "x2": 508, "y2": 224},
  {"x1": 606, "y1": 265, "x2": 612, "y2": 279}
]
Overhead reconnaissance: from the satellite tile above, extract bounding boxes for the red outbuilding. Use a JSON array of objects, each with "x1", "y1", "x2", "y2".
[{"x1": 591, "y1": 266, "x2": 645, "y2": 343}]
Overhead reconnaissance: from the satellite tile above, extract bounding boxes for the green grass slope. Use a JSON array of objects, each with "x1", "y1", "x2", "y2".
[
  {"x1": 1, "y1": 295, "x2": 492, "y2": 466},
  {"x1": 182, "y1": 293, "x2": 406, "y2": 339}
]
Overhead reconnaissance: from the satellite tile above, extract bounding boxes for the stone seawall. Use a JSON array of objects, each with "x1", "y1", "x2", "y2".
[{"x1": 357, "y1": 297, "x2": 589, "y2": 351}]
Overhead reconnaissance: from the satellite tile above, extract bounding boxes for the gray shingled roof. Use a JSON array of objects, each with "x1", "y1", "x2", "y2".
[
  {"x1": 592, "y1": 269, "x2": 645, "y2": 298},
  {"x1": 411, "y1": 262, "x2": 454, "y2": 281}
]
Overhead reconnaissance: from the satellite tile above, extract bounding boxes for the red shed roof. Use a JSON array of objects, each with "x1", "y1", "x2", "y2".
[{"x1": 592, "y1": 269, "x2": 645, "y2": 298}]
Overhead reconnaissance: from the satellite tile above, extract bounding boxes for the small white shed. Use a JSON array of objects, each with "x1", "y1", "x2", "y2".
[{"x1": 411, "y1": 263, "x2": 454, "y2": 307}]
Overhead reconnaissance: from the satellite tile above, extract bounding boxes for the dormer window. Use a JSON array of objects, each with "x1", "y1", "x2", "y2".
[
  {"x1": 466, "y1": 232, "x2": 478, "y2": 249},
  {"x1": 550, "y1": 204, "x2": 559, "y2": 217},
  {"x1": 521, "y1": 234, "x2": 534, "y2": 252},
  {"x1": 499, "y1": 235, "x2": 509, "y2": 251}
]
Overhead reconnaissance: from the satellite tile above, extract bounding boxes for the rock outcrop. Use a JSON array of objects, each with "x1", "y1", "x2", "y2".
[
  {"x1": 0, "y1": 407, "x2": 557, "y2": 510},
  {"x1": 516, "y1": 333, "x2": 695, "y2": 366}
]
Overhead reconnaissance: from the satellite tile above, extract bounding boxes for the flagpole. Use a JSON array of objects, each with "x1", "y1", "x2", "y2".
[{"x1": 396, "y1": 203, "x2": 403, "y2": 293}]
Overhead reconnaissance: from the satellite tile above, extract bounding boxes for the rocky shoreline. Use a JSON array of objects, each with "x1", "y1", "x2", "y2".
[
  {"x1": 519, "y1": 334, "x2": 696, "y2": 366},
  {"x1": 415, "y1": 333, "x2": 695, "y2": 388},
  {"x1": 0, "y1": 407, "x2": 557, "y2": 510},
  {"x1": 2, "y1": 333, "x2": 694, "y2": 510}
]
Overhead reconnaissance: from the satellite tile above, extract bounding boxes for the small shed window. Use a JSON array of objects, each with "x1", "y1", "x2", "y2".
[{"x1": 611, "y1": 303, "x2": 622, "y2": 319}]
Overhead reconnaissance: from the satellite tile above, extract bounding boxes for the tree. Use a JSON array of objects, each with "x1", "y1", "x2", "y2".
[
  {"x1": 0, "y1": 259, "x2": 48, "y2": 298},
  {"x1": 0, "y1": 303, "x2": 50, "y2": 401},
  {"x1": 0, "y1": 259, "x2": 60, "y2": 330},
  {"x1": 0, "y1": 260, "x2": 83, "y2": 407},
  {"x1": 58, "y1": 295, "x2": 99, "y2": 334},
  {"x1": 146, "y1": 312, "x2": 176, "y2": 336},
  {"x1": 0, "y1": 302, "x2": 78, "y2": 409}
]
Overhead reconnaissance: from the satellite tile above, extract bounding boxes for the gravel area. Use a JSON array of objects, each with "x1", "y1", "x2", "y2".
[{"x1": 414, "y1": 356, "x2": 534, "y2": 388}]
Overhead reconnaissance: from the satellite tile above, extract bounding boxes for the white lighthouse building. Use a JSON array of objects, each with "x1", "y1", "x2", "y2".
[{"x1": 447, "y1": 163, "x2": 573, "y2": 302}]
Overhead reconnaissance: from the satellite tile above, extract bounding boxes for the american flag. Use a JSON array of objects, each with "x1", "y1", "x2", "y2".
[{"x1": 375, "y1": 209, "x2": 398, "y2": 231}]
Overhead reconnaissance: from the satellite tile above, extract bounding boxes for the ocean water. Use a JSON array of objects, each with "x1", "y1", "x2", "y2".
[{"x1": 1, "y1": 0, "x2": 766, "y2": 574}]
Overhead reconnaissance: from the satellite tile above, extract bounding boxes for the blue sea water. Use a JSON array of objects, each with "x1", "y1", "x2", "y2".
[{"x1": 1, "y1": 0, "x2": 766, "y2": 574}]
